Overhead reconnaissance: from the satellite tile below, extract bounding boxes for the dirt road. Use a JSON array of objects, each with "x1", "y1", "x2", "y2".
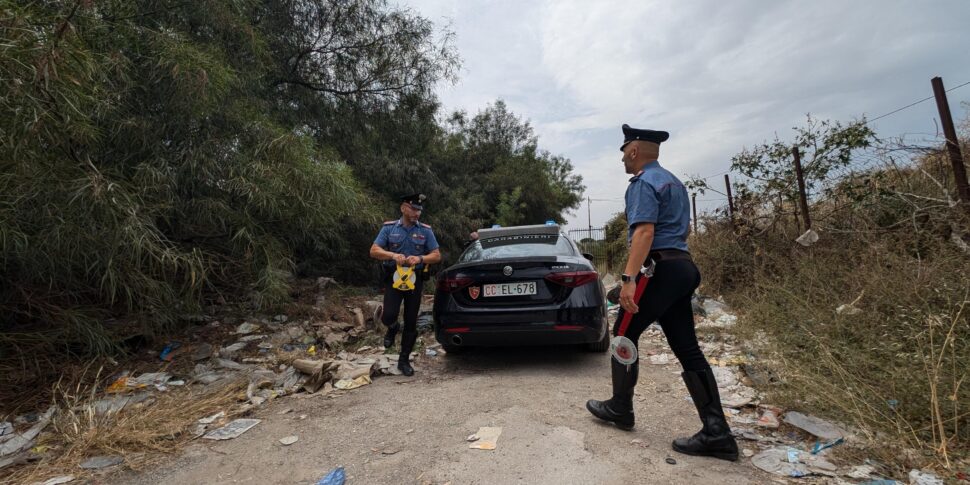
[{"x1": 114, "y1": 332, "x2": 772, "y2": 485}]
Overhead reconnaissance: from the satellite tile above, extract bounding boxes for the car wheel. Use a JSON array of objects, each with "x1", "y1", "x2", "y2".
[{"x1": 587, "y1": 328, "x2": 610, "y2": 352}]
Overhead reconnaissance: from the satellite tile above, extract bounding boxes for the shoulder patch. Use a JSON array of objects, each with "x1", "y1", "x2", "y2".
[
  {"x1": 383, "y1": 220, "x2": 397, "y2": 225},
  {"x1": 419, "y1": 222, "x2": 432, "y2": 229}
]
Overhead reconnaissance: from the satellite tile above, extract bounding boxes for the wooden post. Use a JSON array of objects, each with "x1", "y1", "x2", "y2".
[
  {"x1": 724, "y1": 174, "x2": 735, "y2": 228},
  {"x1": 793, "y1": 146, "x2": 811, "y2": 230},
  {"x1": 931, "y1": 77, "x2": 970, "y2": 212},
  {"x1": 691, "y1": 193, "x2": 698, "y2": 233}
]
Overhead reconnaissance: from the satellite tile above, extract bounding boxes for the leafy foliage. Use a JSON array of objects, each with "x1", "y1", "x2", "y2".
[{"x1": 0, "y1": 1, "x2": 584, "y2": 366}]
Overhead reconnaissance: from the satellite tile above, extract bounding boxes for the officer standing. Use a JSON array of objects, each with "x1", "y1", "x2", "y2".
[
  {"x1": 585, "y1": 125, "x2": 738, "y2": 461},
  {"x1": 369, "y1": 193, "x2": 441, "y2": 376}
]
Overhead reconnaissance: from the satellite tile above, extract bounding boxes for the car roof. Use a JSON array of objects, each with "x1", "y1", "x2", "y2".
[{"x1": 477, "y1": 224, "x2": 562, "y2": 239}]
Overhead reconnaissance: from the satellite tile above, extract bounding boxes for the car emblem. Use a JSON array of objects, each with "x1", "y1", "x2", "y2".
[
  {"x1": 503, "y1": 266, "x2": 513, "y2": 276},
  {"x1": 469, "y1": 286, "x2": 480, "y2": 300}
]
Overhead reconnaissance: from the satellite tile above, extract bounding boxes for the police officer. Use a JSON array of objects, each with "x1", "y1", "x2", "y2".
[
  {"x1": 585, "y1": 125, "x2": 738, "y2": 461},
  {"x1": 369, "y1": 193, "x2": 441, "y2": 376}
]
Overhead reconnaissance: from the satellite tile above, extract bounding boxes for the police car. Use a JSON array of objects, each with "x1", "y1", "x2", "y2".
[{"x1": 433, "y1": 224, "x2": 609, "y2": 353}]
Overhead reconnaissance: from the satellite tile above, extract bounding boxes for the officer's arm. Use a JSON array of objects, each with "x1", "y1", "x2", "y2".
[
  {"x1": 421, "y1": 248, "x2": 442, "y2": 265},
  {"x1": 370, "y1": 243, "x2": 398, "y2": 261},
  {"x1": 624, "y1": 223, "x2": 655, "y2": 278}
]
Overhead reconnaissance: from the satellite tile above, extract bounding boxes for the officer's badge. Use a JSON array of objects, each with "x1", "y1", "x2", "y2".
[{"x1": 468, "y1": 286, "x2": 480, "y2": 300}]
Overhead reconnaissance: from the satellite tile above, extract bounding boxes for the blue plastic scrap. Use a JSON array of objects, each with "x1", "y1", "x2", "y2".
[
  {"x1": 811, "y1": 437, "x2": 844, "y2": 454},
  {"x1": 159, "y1": 342, "x2": 181, "y2": 361},
  {"x1": 317, "y1": 467, "x2": 345, "y2": 485}
]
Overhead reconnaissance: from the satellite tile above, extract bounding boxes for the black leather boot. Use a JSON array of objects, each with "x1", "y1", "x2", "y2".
[
  {"x1": 672, "y1": 369, "x2": 739, "y2": 461},
  {"x1": 397, "y1": 329, "x2": 417, "y2": 376},
  {"x1": 586, "y1": 357, "x2": 638, "y2": 430},
  {"x1": 383, "y1": 322, "x2": 400, "y2": 348}
]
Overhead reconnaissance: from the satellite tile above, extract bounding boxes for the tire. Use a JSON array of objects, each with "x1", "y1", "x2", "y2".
[{"x1": 587, "y1": 327, "x2": 610, "y2": 352}]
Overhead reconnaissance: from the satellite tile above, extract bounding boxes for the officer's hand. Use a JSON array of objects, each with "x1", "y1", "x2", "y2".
[
  {"x1": 619, "y1": 282, "x2": 639, "y2": 314},
  {"x1": 405, "y1": 255, "x2": 421, "y2": 266},
  {"x1": 393, "y1": 253, "x2": 406, "y2": 265}
]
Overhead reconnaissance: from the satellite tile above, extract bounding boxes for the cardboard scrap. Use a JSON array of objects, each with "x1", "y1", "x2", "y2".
[
  {"x1": 468, "y1": 427, "x2": 503, "y2": 450},
  {"x1": 203, "y1": 419, "x2": 261, "y2": 440}
]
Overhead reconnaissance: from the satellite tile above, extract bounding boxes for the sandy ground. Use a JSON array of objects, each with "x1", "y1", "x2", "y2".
[{"x1": 110, "y1": 334, "x2": 775, "y2": 485}]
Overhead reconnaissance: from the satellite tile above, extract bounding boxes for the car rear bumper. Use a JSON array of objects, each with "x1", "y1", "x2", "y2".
[{"x1": 434, "y1": 306, "x2": 607, "y2": 347}]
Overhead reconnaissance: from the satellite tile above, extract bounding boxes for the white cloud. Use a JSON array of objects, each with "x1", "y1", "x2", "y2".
[{"x1": 405, "y1": 0, "x2": 970, "y2": 229}]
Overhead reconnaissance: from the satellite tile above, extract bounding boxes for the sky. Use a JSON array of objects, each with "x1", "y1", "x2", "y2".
[{"x1": 399, "y1": 0, "x2": 970, "y2": 230}]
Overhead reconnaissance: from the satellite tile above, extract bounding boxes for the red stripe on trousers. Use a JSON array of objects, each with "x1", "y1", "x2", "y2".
[{"x1": 616, "y1": 274, "x2": 650, "y2": 337}]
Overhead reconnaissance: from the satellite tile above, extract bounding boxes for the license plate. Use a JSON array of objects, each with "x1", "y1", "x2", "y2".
[{"x1": 483, "y1": 281, "x2": 537, "y2": 297}]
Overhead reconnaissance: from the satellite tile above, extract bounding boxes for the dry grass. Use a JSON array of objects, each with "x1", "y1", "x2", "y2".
[
  {"x1": 690, "y1": 160, "x2": 970, "y2": 477},
  {"x1": 1, "y1": 371, "x2": 247, "y2": 485}
]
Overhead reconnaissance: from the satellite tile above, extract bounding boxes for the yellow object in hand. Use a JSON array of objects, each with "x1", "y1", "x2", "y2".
[{"x1": 392, "y1": 264, "x2": 417, "y2": 291}]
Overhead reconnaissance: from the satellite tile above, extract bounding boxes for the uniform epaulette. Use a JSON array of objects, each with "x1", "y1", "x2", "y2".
[
  {"x1": 419, "y1": 222, "x2": 432, "y2": 228},
  {"x1": 383, "y1": 220, "x2": 397, "y2": 225}
]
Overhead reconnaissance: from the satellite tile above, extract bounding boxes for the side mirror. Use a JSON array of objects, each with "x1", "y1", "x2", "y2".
[{"x1": 582, "y1": 252, "x2": 594, "y2": 261}]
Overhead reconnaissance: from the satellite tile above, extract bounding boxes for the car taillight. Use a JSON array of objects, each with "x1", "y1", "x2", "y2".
[
  {"x1": 544, "y1": 270, "x2": 598, "y2": 288},
  {"x1": 437, "y1": 275, "x2": 474, "y2": 292}
]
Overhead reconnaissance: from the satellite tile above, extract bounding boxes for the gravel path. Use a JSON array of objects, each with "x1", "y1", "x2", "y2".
[{"x1": 113, "y1": 333, "x2": 772, "y2": 485}]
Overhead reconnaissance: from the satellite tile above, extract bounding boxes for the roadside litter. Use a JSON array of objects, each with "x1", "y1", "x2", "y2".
[
  {"x1": 317, "y1": 466, "x2": 346, "y2": 485},
  {"x1": 30, "y1": 476, "x2": 75, "y2": 485},
  {"x1": 0, "y1": 407, "x2": 55, "y2": 459},
  {"x1": 78, "y1": 455, "x2": 124, "y2": 470},
  {"x1": 203, "y1": 419, "x2": 261, "y2": 440},
  {"x1": 468, "y1": 427, "x2": 503, "y2": 450},
  {"x1": 783, "y1": 411, "x2": 846, "y2": 440},
  {"x1": 751, "y1": 446, "x2": 837, "y2": 478}
]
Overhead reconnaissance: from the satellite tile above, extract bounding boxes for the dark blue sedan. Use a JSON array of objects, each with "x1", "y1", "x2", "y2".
[{"x1": 433, "y1": 224, "x2": 609, "y2": 353}]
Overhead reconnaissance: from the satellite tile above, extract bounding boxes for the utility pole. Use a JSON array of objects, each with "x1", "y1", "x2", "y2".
[
  {"x1": 931, "y1": 76, "x2": 970, "y2": 212},
  {"x1": 587, "y1": 196, "x2": 592, "y2": 235},
  {"x1": 793, "y1": 146, "x2": 812, "y2": 230},
  {"x1": 724, "y1": 174, "x2": 735, "y2": 228}
]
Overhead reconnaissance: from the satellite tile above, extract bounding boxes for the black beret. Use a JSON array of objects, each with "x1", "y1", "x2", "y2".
[
  {"x1": 400, "y1": 193, "x2": 426, "y2": 209},
  {"x1": 620, "y1": 124, "x2": 669, "y2": 151}
]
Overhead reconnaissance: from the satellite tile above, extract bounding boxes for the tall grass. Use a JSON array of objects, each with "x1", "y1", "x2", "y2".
[{"x1": 690, "y1": 149, "x2": 969, "y2": 469}]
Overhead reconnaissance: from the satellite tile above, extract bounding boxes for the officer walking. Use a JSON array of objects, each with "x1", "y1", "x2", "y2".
[
  {"x1": 369, "y1": 193, "x2": 441, "y2": 376},
  {"x1": 585, "y1": 125, "x2": 738, "y2": 461}
]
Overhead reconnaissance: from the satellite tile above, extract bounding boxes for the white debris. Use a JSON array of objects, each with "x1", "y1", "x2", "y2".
[
  {"x1": 783, "y1": 411, "x2": 846, "y2": 440},
  {"x1": 649, "y1": 353, "x2": 670, "y2": 365},
  {"x1": 220, "y1": 342, "x2": 248, "y2": 356},
  {"x1": 846, "y1": 465, "x2": 876, "y2": 479},
  {"x1": 796, "y1": 229, "x2": 819, "y2": 247},
  {"x1": 31, "y1": 476, "x2": 75, "y2": 485},
  {"x1": 203, "y1": 419, "x2": 261, "y2": 440},
  {"x1": 714, "y1": 314, "x2": 738, "y2": 327},
  {"x1": 751, "y1": 446, "x2": 837, "y2": 478},
  {"x1": 701, "y1": 299, "x2": 730, "y2": 319},
  {"x1": 198, "y1": 411, "x2": 226, "y2": 425},
  {"x1": 0, "y1": 407, "x2": 55, "y2": 458},
  {"x1": 909, "y1": 469, "x2": 943, "y2": 485},
  {"x1": 836, "y1": 304, "x2": 862, "y2": 315},
  {"x1": 235, "y1": 322, "x2": 260, "y2": 334},
  {"x1": 711, "y1": 366, "x2": 739, "y2": 388}
]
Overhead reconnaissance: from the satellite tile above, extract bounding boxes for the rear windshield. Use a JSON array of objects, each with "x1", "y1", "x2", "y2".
[{"x1": 459, "y1": 234, "x2": 576, "y2": 262}]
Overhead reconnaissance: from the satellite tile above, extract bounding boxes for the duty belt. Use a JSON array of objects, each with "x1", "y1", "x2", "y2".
[{"x1": 648, "y1": 249, "x2": 692, "y2": 263}]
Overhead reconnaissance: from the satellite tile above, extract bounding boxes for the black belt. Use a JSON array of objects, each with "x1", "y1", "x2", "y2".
[{"x1": 648, "y1": 249, "x2": 692, "y2": 263}]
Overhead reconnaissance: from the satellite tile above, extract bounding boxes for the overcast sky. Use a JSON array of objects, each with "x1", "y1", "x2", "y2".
[{"x1": 401, "y1": 0, "x2": 970, "y2": 230}]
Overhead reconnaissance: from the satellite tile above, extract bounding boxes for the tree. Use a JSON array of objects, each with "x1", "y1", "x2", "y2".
[
  {"x1": 730, "y1": 115, "x2": 876, "y2": 205},
  {"x1": 0, "y1": 0, "x2": 456, "y2": 352}
]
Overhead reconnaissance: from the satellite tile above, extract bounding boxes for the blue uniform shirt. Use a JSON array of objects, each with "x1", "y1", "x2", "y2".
[
  {"x1": 374, "y1": 219, "x2": 439, "y2": 269},
  {"x1": 625, "y1": 161, "x2": 691, "y2": 252}
]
